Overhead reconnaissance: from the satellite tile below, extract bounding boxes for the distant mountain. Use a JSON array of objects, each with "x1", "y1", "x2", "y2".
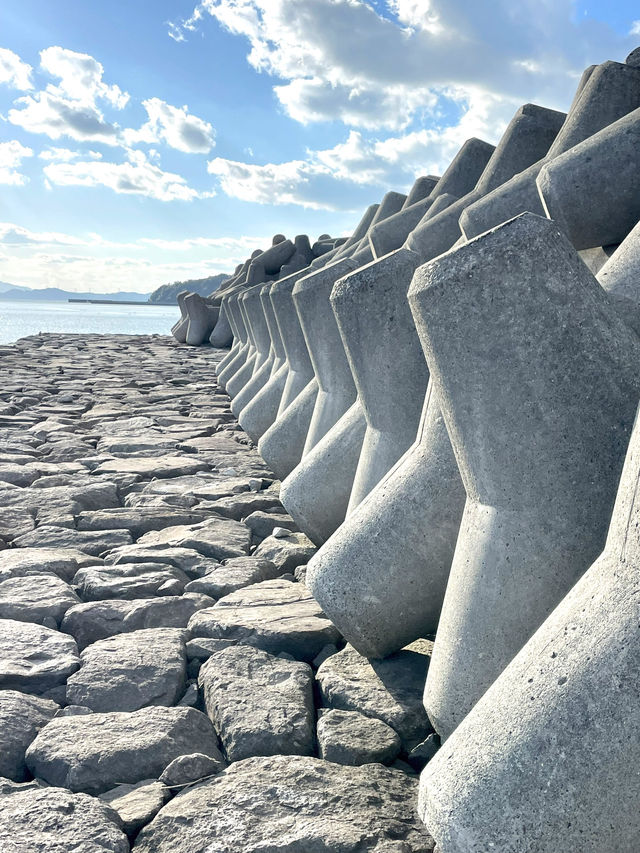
[
  {"x1": 148, "y1": 273, "x2": 229, "y2": 305},
  {"x1": 0, "y1": 285, "x2": 150, "y2": 302}
]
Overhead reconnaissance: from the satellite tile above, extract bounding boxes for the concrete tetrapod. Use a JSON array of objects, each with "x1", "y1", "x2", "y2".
[
  {"x1": 223, "y1": 288, "x2": 260, "y2": 397},
  {"x1": 210, "y1": 300, "x2": 233, "y2": 347},
  {"x1": 292, "y1": 257, "x2": 361, "y2": 455},
  {"x1": 406, "y1": 103, "x2": 566, "y2": 258},
  {"x1": 367, "y1": 139, "x2": 497, "y2": 260},
  {"x1": 258, "y1": 205, "x2": 379, "y2": 478},
  {"x1": 230, "y1": 284, "x2": 278, "y2": 415},
  {"x1": 288, "y1": 112, "x2": 564, "y2": 544},
  {"x1": 597, "y1": 218, "x2": 640, "y2": 335},
  {"x1": 184, "y1": 293, "x2": 219, "y2": 346},
  {"x1": 408, "y1": 213, "x2": 640, "y2": 739},
  {"x1": 419, "y1": 402, "x2": 640, "y2": 853},
  {"x1": 280, "y1": 400, "x2": 368, "y2": 545},
  {"x1": 402, "y1": 175, "x2": 440, "y2": 208},
  {"x1": 171, "y1": 291, "x2": 189, "y2": 344},
  {"x1": 306, "y1": 380, "x2": 466, "y2": 656},
  {"x1": 238, "y1": 281, "x2": 290, "y2": 442},
  {"x1": 537, "y1": 105, "x2": 640, "y2": 250},
  {"x1": 216, "y1": 287, "x2": 253, "y2": 389},
  {"x1": 332, "y1": 248, "x2": 429, "y2": 512},
  {"x1": 459, "y1": 59, "x2": 640, "y2": 240}
]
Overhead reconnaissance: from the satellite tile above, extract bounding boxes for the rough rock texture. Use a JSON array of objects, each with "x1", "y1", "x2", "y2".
[
  {"x1": 316, "y1": 641, "x2": 433, "y2": 750},
  {"x1": 159, "y1": 752, "x2": 226, "y2": 790},
  {"x1": 66, "y1": 628, "x2": 187, "y2": 712},
  {"x1": 0, "y1": 619, "x2": 80, "y2": 694},
  {"x1": 0, "y1": 547, "x2": 99, "y2": 582},
  {"x1": 316, "y1": 709, "x2": 401, "y2": 766},
  {"x1": 199, "y1": 645, "x2": 315, "y2": 761},
  {"x1": 73, "y1": 561, "x2": 189, "y2": 600},
  {"x1": 252, "y1": 531, "x2": 316, "y2": 572},
  {"x1": 133, "y1": 755, "x2": 435, "y2": 852},
  {"x1": 0, "y1": 574, "x2": 80, "y2": 625},
  {"x1": 100, "y1": 780, "x2": 167, "y2": 838},
  {"x1": 0, "y1": 785, "x2": 129, "y2": 852},
  {"x1": 26, "y1": 706, "x2": 223, "y2": 794},
  {"x1": 137, "y1": 517, "x2": 252, "y2": 560},
  {"x1": 13, "y1": 525, "x2": 133, "y2": 556},
  {"x1": 0, "y1": 690, "x2": 59, "y2": 781},
  {"x1": 184, "y1": 556, "x2": 280, "y2": 598},
  {"x1": 61, "y1": 593, "x2": 215, "y2": 649},
  {"x1": 188, "y1": 578, "x2": 341, "y2": 661}
]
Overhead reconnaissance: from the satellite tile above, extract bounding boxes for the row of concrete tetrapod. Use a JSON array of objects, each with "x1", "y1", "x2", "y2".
[{"x1": 181, "y1": 47, "x2": 640, "y2": 852}]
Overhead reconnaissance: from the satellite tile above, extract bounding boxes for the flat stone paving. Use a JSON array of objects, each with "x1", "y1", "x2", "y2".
[{"x1": 0, "y1": 333, "x2": 435, "y2": 851}]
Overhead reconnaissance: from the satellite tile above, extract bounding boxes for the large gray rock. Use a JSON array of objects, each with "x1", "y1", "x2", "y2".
[
  {"x1": 0, "y1": 546, "x2": 100, "y2": 582},
  {"x1": 184, "y1": 556, "x2": 280, "y2": 598},
  {"x1": 316, "y1": 641, "x2": 432, "y2": 751},
  {"x1": 93, "y1": 455, "x2": 210, "y2": 478},
  {"x1": 0, "y1": 785, "x2": 129, "y2": 852},
  {"x1": 0, "y1": 689, "x2": 59, "y2": 781},
  {"x1": 61, "y1": 593, "x2": 215, "y2": 650},
  {"x1": 100, "y1": 780, "x2": 167, "y2": 838},
  {"x1": 419, "y1": 399, "x2": 640, "y2": 853},
  {"x1": 133, "y1": 755, "x2": 435, "y2": 852},
  {"x1": 77, "y1": 507, "x2": 208, "y2": 538},
  {"x1": 0, "y1": 619, "x2": 79, "y2": 694},
  {"x1": 66, "y1": 628, "x2": 186, "y2": 712},
  {"x1": 252, "y1": 531, "x2": 316, "y2": 572},
  {"x1": 409, "y1": 213, "x2": 640, "y2": 738},
  {"x1": 26, "y1": 706, "x2": 222, "y2": 794},
  {"x1": 103, "y1": 544, "x2": 216, "y2": 577},
  {"x1": 13, "y1": 525, "x2": 133, "y2": 557},
  {"x1": 199, "y1": 645, "x2": 314, "y2": 761},
  {"x1": 598, "y1": 218, "x2": 640, "y2": 335},
  {"x1": 188, "y1": 578, "x2": 340, "y2": 662},
  {"x1": 316, "y1": 709, "x2": 401, "y2": 766},
  {"x1": 137, "y1": 518, "x2": 251, "y2": 560},
  {"x1": 73, "y1": 561, "x2": 189, "y2": 600},
  {"x1": 159, "y1": 752, "x2": 226, "y2": 790},
  {"x1": 0, "y1": 574, "x2": 79, "y2": 624}
]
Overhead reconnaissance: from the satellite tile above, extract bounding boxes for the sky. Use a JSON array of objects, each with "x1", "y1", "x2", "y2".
[{"x1": 0, "y1": 1, "x2": 638, "y2": 293}]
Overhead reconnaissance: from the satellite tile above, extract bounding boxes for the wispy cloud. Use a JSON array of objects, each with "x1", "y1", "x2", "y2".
[
  {"x1": 0, "y1": 140, "x2": 34, "y2": 185},
  {"x1": 123, "y1": 97, "x2": 215, "y2": 154},
  {"x1": 0, "y1": 47, "x2": 34, "y2": 90}
]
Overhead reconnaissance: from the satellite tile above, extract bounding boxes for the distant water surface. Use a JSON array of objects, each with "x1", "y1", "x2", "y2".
[{"x1": 0, "y1": 299, "x2": 181, "y2": 345}]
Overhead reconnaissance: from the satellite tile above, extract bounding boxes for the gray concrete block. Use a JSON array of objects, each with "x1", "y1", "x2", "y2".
[
  {"x1": 597, "y1": 219, "x2": 640, "y2": 335},
  {"x1": 184, "y1": 293, "x2": 219, "y2": 347},
  {"x1": 537, "y1": 105, "x2": 640, "y2": 249},
  {"x1": 306, "y1": 382, "x2": 466, "y2": 658},
  {"x1": 419, "y1": 398, "x2": 640, "y2": 852},
  {"x1": 258, "y1": 379, "x2": 319, "y2": 480},
  {"x1": 408, "y1": 213, "x2": 640, "y2": 739},
  {"x1": 331, "y1": 248, "x2": 428, "y2": 512},
  {"x1": 461, "y1": 61, "x2": 640, "y2": 240},
  {"x1": 403, "y1": 175, "x2": 440, "y2": 208}
]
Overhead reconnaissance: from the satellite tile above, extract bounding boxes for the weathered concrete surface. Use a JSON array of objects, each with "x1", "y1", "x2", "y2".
[
  {"x1": 597, "y1": 218, "x2": 640, "y2": 334},
  {"x1": 537, "y1": 105, "x2": 640, "y2": 249},
  {"x1": 460, "y1": 60, "x2": 640, "y2": 240},
  {"x1": 419, "y1": 402, "x2": 640, "y2": 853},
  {"x1": 409, "y1": 213, "x2": 640, "y2": 738}
]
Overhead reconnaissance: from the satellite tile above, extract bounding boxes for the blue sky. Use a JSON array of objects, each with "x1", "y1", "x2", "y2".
[{"x1": 0, "y1": 0, "x2": 638, "y2": 293}]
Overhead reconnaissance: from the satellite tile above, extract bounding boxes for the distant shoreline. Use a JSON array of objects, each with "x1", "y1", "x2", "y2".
[{"x1": 67, "y1": 298, "x2": 172, "y2": 306}]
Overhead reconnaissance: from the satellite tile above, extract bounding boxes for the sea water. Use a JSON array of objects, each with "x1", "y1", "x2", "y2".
[{"x1": 0, "y1": 300, "x2": 181, "y2": 345}]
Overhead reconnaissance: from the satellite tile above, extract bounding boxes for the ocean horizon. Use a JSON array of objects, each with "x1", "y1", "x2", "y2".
[{"x1": 0, "y1": 298, "x2": 181, "y2": 345}]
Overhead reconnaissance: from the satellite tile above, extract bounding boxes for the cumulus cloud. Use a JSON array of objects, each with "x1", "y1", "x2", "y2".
[
  {"x1": 43, "y1": 148, "x2": 214, "y2": 201},
  {"x1": 123, "y1": 98, "x2": 215, "y2": 153},
  {"x1": 8, "y1": 47, "x2": 128, "y2": 144},
  {"x1": 170, "y1": 0, "x2": 633, "y2": 132},
  {"x1": 0, "y1": 47, "x2": 33, "y2": 90},
  {"x1": 207, "y1": 89, "x2": 516, "y2": 210},
  {"x1": 0, "y1": 140, "x2": 34, "y2": 185},
  {"x1": 631, "y1": 21, "x2": 640, "y2": 36}
]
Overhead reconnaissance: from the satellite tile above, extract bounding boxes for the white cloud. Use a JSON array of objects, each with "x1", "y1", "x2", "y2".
[
  {"x1": 170, "y1": 0, "x2": 632, "y2": 132},
  {"x1": 207, "y1": 89, "x2": 515, "y2": 210},
  {"x1": 8, "y1": 46, "x2": 128, "y2": 144},
  {"x1": 0, "y1": 141, "x2": 33, "y2": 186},
  {"x1": 0, "y1": 47, "x2": 33, "y2": 90},
  {"x1": 631, "y1": 21, "x2": 640, "y2": 36},
  {"x1": 38, "y1": 147, "x2": 103, "y2": 162},
  {"x1": 39, "y1": 46, "x2": 129, "y2": 109},
  {"x1": 123, "y1": 98, "x2": 215, "y2": 153},
  {"x1": 43, "y1": 149, "x2": 214, "y2": 201}
]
